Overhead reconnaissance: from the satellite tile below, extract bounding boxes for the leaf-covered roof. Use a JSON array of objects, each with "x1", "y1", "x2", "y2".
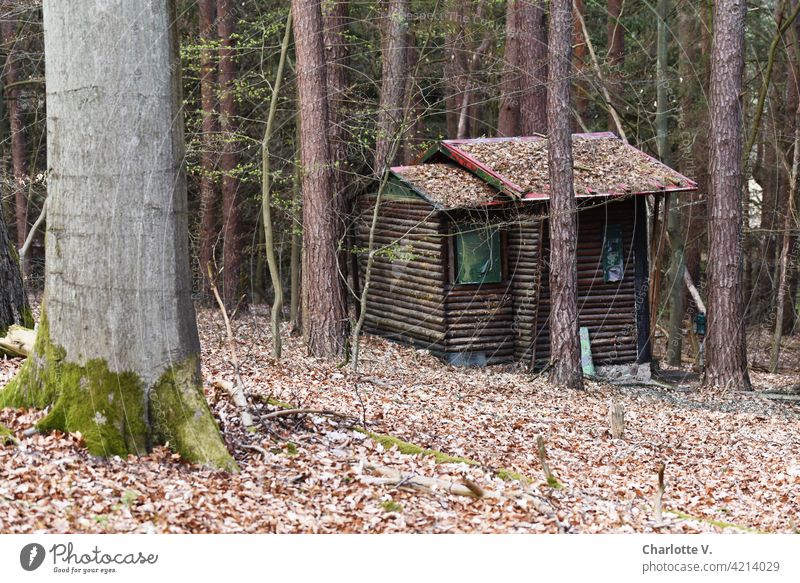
[
  {"x1": 391, "y1": 163, "x2": 502, "y2": 209},
  {"x1": 446, "y1": 133, "x2": 696, "y2": 198}
]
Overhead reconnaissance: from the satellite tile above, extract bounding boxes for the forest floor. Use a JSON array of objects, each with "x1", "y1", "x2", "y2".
[{"x1": 1, "y1": 304, "x2": 799, "y2": 534}]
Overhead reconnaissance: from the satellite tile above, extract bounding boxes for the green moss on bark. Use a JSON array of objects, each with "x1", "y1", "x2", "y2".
[
  {"x1": 0, "y1": 313, "x2": 236, "y2": 471},
  {"x1": 0, "y1": 314, "x2": 149, "y2": 456},
  {"x1": 150, "y1": 355, "x2": 238, "y2": 472}
]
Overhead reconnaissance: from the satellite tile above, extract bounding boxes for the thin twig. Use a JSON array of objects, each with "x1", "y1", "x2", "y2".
[{"x1": 207, "y1": 264, "x2": 254, "y2": 429}]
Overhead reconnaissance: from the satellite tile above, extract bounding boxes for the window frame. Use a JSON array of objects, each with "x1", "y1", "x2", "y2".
[{"x1": 450, "y1": 222, "x2": 506, "y2": 286}]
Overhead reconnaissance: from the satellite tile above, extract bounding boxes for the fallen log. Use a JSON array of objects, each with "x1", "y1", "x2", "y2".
[
  {"x1": 361, "y1": 463, "x2": 492, "y2": 499},
  {"x1": 0, "y1": 325, "x2": 35, "y2": 358}
]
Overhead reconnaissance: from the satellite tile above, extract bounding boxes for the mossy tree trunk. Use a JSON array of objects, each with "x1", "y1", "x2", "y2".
[{"x1": 0, "y1": 0, "x2": 236, "y2": 471}]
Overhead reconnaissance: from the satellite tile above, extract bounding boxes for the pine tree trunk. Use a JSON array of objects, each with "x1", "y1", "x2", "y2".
[
  {"x1": 0, "y1": 201, "x2": 29, "y2": 336},
  {"x1": 323, "y1": 0, "x2": 349, "y2": 198},
  {"x1": 498, "y1": 0, "x2": 521, "y2": 137},
  {"x1": 2, "y1": 15, "x2": 30, "y2": 264},
  {"x1": 547, "y1": 0, "x2": 583, "y2": 390},
  {"x1": 217, "y1": 0, "x2": 243, "y2": 309},
  {"x1": 198, "y1": 0, "x2": 219, "y2": 300},
  {"x1": 323, "y1": 0, "x2": 352, "y2": 312},
  {"x1": 0, "y1": 0, "x2": 235, "y2": 470},
  {"x1": 518, "y1": 0, "x2": 548, "y2": 135},
  {"x1": 706, "y1": 0, "x2": 751, "y2": 390},
  {"x1": 293, "y1": 0, "x2": 347, "y2": 358},
  {"x1": 375, "y1": 0, "x2": 409, "y2": 173}
]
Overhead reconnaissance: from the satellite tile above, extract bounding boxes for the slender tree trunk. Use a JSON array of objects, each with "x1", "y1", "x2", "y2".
[
  {"x1": 289, "y1": 154, "x2": 302, "y2": 335},
  {"x1": 293, "y1": 0, "x2": 347, "y2": 358},
  {"x1": 1, "y1": 0, "x2": 235, "y2": 470},
  {"x1": 1, "y1": 14, "x2": 29, "y2": 261},
  {"x1": 261, "y1": 10, "x2": 293, "y2": 359},
  {"x1": 375, "y1": 0, "x2": 410, "y2": 173},
  {"x1": 572, "y1": 0, "x2": 588, "y2": 127},
  {"x1": 519, "y1": 0, "x2": 548, "y2": 135},
  {"x1": 498, "y1": 0, "x2": 520, "y2": 136},
  {"x1": 770, "y1": 107, "x2": 800, "y2": 371},
  {"x1": 198, "y1": 0, "x2": 219, "y2": 300},
  {"x1": 657, "y1": 0, "x2": 683, "y2": 365},
  {"x1": 547, "y1": 0, "x2": 583, "y2": 390},
  {"x1": 705, "y1": 0, "x2": 751, "y2": 389},
  {"x1": 444, "y1": 1, "x2": 466, "y2": 138},
  {"x1": 217, "y1": 0, "x2": 243, "y2": 309},
  {"x1": 606, "y1": 0, "x2": 624, "y2": 131}
]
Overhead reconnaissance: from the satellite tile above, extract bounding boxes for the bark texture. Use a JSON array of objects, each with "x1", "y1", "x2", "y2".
[
  {"x1": 497, "y1": 0, "x2": 520, "y2": 136},
  {"x1": 293, "y1": 0, "x2": 348, "y2": 358},
  {"x1": 0, "y1": 202, "x2": 30, "y2": 336},
  {"x1": 706, "y1": 0, "x2": 751, "y2": 389},
  {"x1": 518, "y1": 0, "x2": 548, "y2": 135},
  {"x1": 197, "y1": 0, "x2": 219, "y2": 299},
  {"x1": 0, "y1": 0, "x2": 235, "y2": 470},
  {"x1": 547, "y1": 0, "x2": 583, "y2": 390},
  {"x1": 217, "y1": 0, "x2": 243, "y2": 309},
  {"x1": 2, "y1": 12, "x2": 29, "y2": 254},
  {"x1": 374, "y1": 0, "x2": 410, "y2": 173}
]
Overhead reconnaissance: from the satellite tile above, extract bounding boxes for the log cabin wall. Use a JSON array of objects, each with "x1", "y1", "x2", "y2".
[
  {"x1": 441, "y1": 209, "x2": 516, "y2": 364},
  {"x1": 508, "y1": 213, "x2": 546, "y2": 364},
  {"x1": 533, "y1": 197, "x2": 639, "y2": 368},
  {"x1": 356, "y1": 193, "x2": 448, "y2": 354}
]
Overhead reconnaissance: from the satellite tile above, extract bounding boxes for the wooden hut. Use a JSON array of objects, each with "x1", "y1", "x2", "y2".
[{"x1": 355, "y1": 133, "x2": 697, "y2": 370}]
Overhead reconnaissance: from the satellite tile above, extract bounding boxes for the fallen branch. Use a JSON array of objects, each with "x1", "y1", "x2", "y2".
[
  {"x1": 0, "y1": 325, "x2": 35, "y2": 358},
  {"x1": 260, "y1": 408, "x2": 358, "y2": 423},
  {"x1": 362, "y1": 463, "x2": 491, "y2": 499}
]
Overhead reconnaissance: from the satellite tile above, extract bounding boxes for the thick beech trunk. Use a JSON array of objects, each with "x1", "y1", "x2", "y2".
[
  {"x1": 547, "y1": 0, "x2": 583, "y2": 390},
  {"x1": 293, "y1": 0, "x2": 348, "y2": 357},
  {"x1": 705, "y1": 0, "x2": 751, "y2": 389},
  {"x1": 0, "y1": 0, "x2": 235, "y2": 470}
]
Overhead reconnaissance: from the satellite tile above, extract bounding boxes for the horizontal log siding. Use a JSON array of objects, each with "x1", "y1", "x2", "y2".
[
  {"x1": 356, "y1": 196, "x2": 447, "y2": 353},
  {"x1": 509, "y1": 217, "x2": 544, "y2": 363},
  {"x1": 534, "y1": 199, "x2": 639, "y2": 368},
  {"x1": 442, "y1": 209, "x2": 516, "y2": 363}
]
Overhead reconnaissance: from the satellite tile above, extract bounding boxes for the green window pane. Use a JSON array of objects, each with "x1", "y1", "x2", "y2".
[{"x1": 455, "y1": 224, "x2": 502, "y2": 284}]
